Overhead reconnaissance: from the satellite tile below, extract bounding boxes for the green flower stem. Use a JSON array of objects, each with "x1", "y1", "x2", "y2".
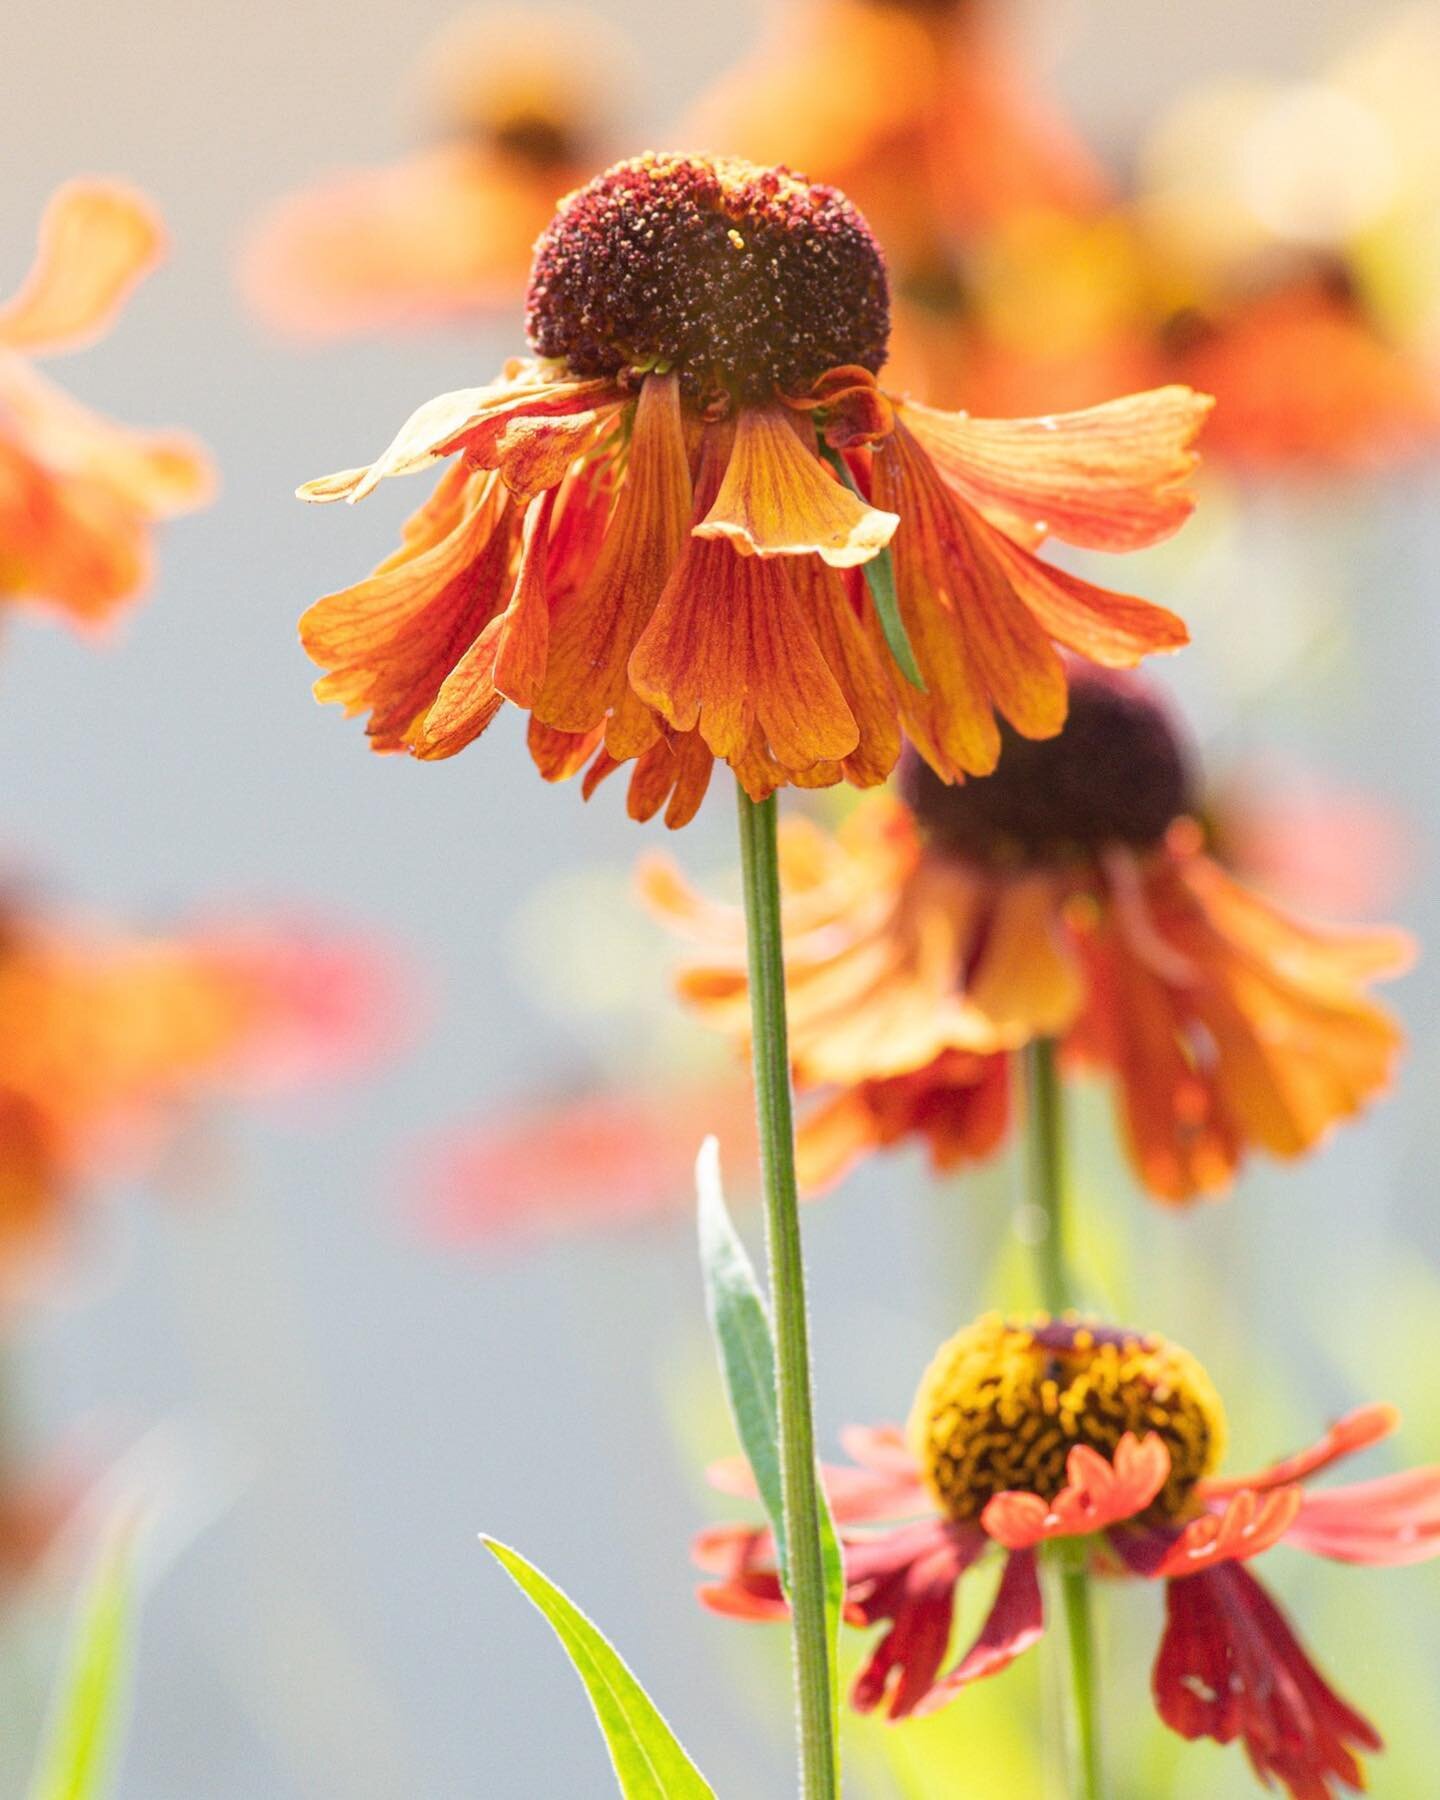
[
  {"x1": 1024, "y1": 1038, "x2": 1103, "y2": 1800},
  {"x1": 735, "y1": 784, "x2": 838, "y2": 1800}
]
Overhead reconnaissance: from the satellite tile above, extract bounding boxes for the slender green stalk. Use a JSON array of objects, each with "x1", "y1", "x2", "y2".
[
  {"x1": 1023, "y1": 1037, "x2": 1069, "y2": 1317},
  {"x1": 735, "y1": 784, "x2": 838, "y2": 1800},
  {"x1": 1023, "y1": 1039, "x2": 1103, "y2": 1800},
  {"x1": 1055, "y1": 1545, "x2": 1103, "y2": 1800}
]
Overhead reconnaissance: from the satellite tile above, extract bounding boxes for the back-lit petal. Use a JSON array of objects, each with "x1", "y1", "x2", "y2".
[
  {"x1": 902, "y1": 386, "x2": 1211, "y2": 552},
  {"x1": 0, "y1": 182, "x2": 162, "y2": 355}
]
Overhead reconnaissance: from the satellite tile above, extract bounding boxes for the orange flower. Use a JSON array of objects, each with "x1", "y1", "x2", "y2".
[
  {"x1": 0, "y1": 182, "x2": 213, "y2": 629},
  {"x1": 242, "y1": 10, "x2": 622, "y2": 336},
  {"x1": 419, "y1": 1076, "x2": 757, "y2": 1246},
  {"x1": 1164, "y1": 266, "x2": 1440, "y2": 471},
  {"x1": 0, "y1": 899, "x2": 401, "y2": 1293},
  {"x1": 687, "y1": 1, "x2": 1157, "y2": 412},
  {"x1": 689, "y1": 0, "x2": 1107, "y2": 264},
  {"x1": 697, "y1": 1313, "x2": 1439, "y2": 1798},
  {"x1": 299, "y1": 153, "x2": 1207, "y2": 825},
  {"x1": 643, "y1": 668, "x2": 1410, "y2": 1196}
]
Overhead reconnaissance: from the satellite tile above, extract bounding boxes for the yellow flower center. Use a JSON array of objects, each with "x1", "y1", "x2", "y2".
[
  {"x1": 907, "y1": 1314, "x2": 1227, "y2": 1522},
  {"x1": 525, "y1": 152, "x2": 891, "y2": 405},
  {"x1": 901, "y1": 668, "x2": 1195, "y2": 870}
]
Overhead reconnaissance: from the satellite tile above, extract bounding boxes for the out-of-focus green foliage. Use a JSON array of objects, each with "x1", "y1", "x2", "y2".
[{"x1": 28, "y1": 1525, "x2": 137, "y2": 1800}]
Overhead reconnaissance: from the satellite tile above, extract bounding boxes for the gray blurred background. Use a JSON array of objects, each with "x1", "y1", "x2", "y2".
[{"x1": 1, "y1": 1, "x2": 1436, "y2": 1795}]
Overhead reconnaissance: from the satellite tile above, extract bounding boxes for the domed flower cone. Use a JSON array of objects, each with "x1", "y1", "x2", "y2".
[
  {"x1": 697, "y1": 1312, "x2": 1440, "y2": 1799},
  {"x1": 298, "y1": 152, "x2": 1210, "y2": 826}
]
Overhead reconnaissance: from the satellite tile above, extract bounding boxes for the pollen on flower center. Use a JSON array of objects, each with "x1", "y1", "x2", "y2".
[
  {"x1": 908, "y1": 1314, "x2": 1227, "y2": 1522},
  {"x1": 525, "y1": 152, "x2": 891, "y2": 403},
  {"x1": 900, "y1": 668, "x2": 1195, "y2": 868}
]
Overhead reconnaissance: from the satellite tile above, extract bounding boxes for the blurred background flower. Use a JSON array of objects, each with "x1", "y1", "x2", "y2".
[
  {"x1": 0, "y1": 182, "x2": 213, "y2": 632},
  {"x1": 242, "y1": 8, "x2": 630, "y2": 337}
]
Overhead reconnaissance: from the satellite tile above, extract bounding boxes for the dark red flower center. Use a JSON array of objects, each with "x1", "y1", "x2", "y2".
[
  {"x1": 525, "y1": 152, "x2": 891, "y2": 404},
  {"x1": 909, "y1": 1315, "x2": 1227, "y2": 1522},
  {"x1": 490, "y1": 111, "x2": 579, "y2": 170},
  {"x1": 901, "y1": 669, "x2": 1196, "y2": 868}
]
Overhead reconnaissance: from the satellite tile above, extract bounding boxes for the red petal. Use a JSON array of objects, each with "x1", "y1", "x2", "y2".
[
  {"x1": 911, "y1": 1548, "x2": 1045, "y2": 1715},
  {"x1": 1155, "y1": 1487, "x2": 1303, "y2": 1580},
  {"x1": 1287, "y1": 1466, "x2": 1440, "y2": 1566},
  {"x1": 1153, "y1": 1564, "x2": 1380, "y2": 1797},
  {"x1": 1202, "y1": 1404, "x2": 1401, "y2": 1498},
  {"x1": 983, "y1": 1432, "x2": 1170, "y2": 1548}
]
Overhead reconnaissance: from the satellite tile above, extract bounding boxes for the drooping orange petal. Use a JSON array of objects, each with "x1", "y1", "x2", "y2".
[
  {"x1": 1075, "y1": 924, "x2": 1239, "y2": 1202},
  {"x1": 966, "y1": 874, "x2": 1084, "y2": 1039},
  {"x1": 792, "y1": 563, "x2": 901, "y2": 788},
  {"x1": 492, "y1": 490, "x2": 555, "y2": 707},
  {"x1": 410, "y1": 616, "x2": 507, "y2": 760},
  {"x1": 623, "y1": 731, "x2": 715, "y2": 830},
  {"x1": 0, "y1": 359, "x2": 214, "y2": 519},
  {"x1": 303, "y1": 475, "x2": 520, "y2": 751},
  {"x1": 536, "y1": 374, "x2": 690, "y2": 751},
  {"x1": 1179, "y1": 853, "x2": 1414, "y2": 987},
  {"x1": 901, "y1": 385, "x2": 1212, "y2": 552},
  {"x1": 528, "y1": 717, "x2": 603, "y2": 782},
  {"x1": 978, "y1": 512, "x2": 1189, "y2": 668},
  {"x1": 0, "y1": 439, "x2": 148, "y2": 624},
  {"x1": 1150, "y1": 856, "x2": 1407, "y2": 1166},
  {"x1": 694, "y1": 406, "x2": 897, "y2": 567},
  {"x1": 630, "y1": 445, "x2": 860, "y2": 782},
  {"x1": 871, "y1": 421, "x2": 1068, "y2": 779},
  {"x1": 795, "y1": 1089, "x2": 885, "y2": 1193},
  {"x1": 0, "y1": 182, "x2": 163, "y2": 355}
]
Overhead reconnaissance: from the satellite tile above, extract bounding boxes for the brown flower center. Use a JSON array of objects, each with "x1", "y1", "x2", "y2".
[
  {"x1": 525, "y1": 152, "x2": 891, "y2": 404},
  {"x1": 908, "y1": 1315, "x2": 1227, "y2": 1523},
  {"x1": 489, "y1": 111, "x2": 579, "y2": 171},
  {"x1": 901, "y1": 669, "x2": 1195, "y2": 868}
]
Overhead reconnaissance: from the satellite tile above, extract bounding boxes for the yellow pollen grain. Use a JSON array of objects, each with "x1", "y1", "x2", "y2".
[
  {"x1": 906, "y1": 1313, "x2": 1228, "y2": 1524},
  {"x1": 727, "y1": 228, "x2": 745, "y2": 250}
]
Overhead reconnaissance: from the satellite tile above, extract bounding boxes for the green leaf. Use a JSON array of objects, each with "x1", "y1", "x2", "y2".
[
  {"x1": 818, "y1": 1480, "x2": 845, "y2": 1753},
  {"x1": 482, "y1": 1538, "x2": 714, "y2": 1800},
  {"x1": 818, "y1": 443, "x2": 925, "y2": 690},
  {"x1": 30, "y1": 1523, "x2": 138, "y2": 1800},
  {"x1": 695, "y1": 1136, "x2": 788, "y2": 1585},
  {"x1": 694, "y1": 1138, "x2": 845, "y2": 1751}
]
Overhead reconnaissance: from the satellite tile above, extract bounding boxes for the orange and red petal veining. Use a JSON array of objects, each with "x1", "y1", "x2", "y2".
[
  {"x1": 900, "y1": 385, "x2": 1211, "y2": 554},
  {"x1": 536, "y1": 373, "x2": 689, "y2": 748},
  {"x1": 871, "y1": 421, "x2": 1068, "y2": 781}
]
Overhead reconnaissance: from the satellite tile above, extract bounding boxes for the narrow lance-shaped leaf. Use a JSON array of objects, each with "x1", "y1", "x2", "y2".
[
  {"x1": 819, "y1": 442, "x2": 925, "y2": 690},
  {"x1": 482, "y1": 1537, "x2": 715, "y2": 1800},
  {"x1": 694, "y1": 1137, "x2": 846, "y2": 1750},
  {"x1": 29, "y1": 1522, "x2": 138, "y2": 1800},
  {"x1": 696, "y1": 1134, "x2": 788, "y2": 1584}
]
